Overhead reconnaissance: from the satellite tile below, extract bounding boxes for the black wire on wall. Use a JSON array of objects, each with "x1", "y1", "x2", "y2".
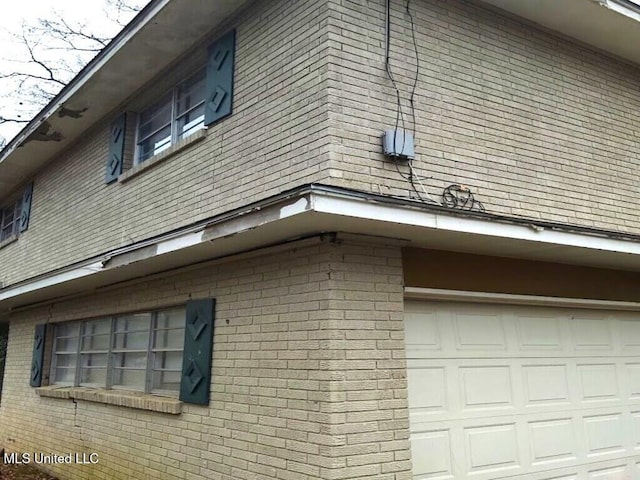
[{"x1": 383, "y1": 0, "x2": 485, "y2": 213}]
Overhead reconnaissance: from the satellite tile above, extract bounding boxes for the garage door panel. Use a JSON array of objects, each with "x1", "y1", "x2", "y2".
[
  {"x1": 411, "y1": 429, "x2": 454, "y2": 480},
  {"x1": 626, "y1": 364, "x2": 640, "y2": 399},
  {"x1": 528, "y1": 416, "x2": 577, "y2": 466},
  {"x1": 571, "y1": 315, "x2": 614, "y2": 352},
  {"x1": 587, "y1": 464, "x2": 627, "y2": 479},
  {"x1": 516, "y1": 313, "x2": 564, "y2": 351},
  {"x1": 460, "y1": 365, "x2": 514, "y2": 410},
  {"x1": 465, "y1": 422, "x2": 520, "y2": 475},
  {"x1": 522, "y1": 364, "x2": 571, "y2": 406},
  {"x1": 620, "y1": 318, "x2": 640, "y2": 355},
  {"x1": 452, "y1": 310, "x2": 507, "y2": 351},
  {"x1": 406, "y1": 301, "x2": 640, "y2": 480},
  {"x1": 583, "y1": 413, "x2": 626, "y2": 458},
  {"x1": 578, "y1": 363, "x2": 620, "y2": 402}
]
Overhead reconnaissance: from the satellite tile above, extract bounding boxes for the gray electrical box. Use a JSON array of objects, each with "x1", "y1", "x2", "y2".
[{"x1": 382, "y1": 129, "x2": 415, "y2": 160}]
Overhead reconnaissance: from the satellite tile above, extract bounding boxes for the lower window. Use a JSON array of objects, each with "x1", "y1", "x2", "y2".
[{"x1": 51, "y1": 307, "x2": 185, "y2": 396}]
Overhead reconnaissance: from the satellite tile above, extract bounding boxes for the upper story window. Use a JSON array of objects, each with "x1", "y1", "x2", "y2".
[
  {"x1": 0, "y1": 182, "x2": 33, "y2": 243},
  {"x1": 105, "y1": 29, "x2": 236, "y2": 183},
  {"x1": 136, "y1": 68, "x2": 206, "y2": 163},
  {"x1": 0, "y1": 199, "x2": 21, "y2": 242}
]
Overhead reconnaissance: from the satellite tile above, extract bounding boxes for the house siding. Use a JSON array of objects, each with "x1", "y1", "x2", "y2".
[
  {"x1": 0, "y1": 238, "x2": 412, "y2": 480},
  {"x1": 0, "y1": 0, "x2": 333, "y2": 288},
  {"x1": 325, "y1": 0, "x2": 640, "y2": 230}
]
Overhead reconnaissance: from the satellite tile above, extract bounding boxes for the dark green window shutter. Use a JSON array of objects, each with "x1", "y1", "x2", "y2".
[
  {"x1": 204, "y1": 30, "x2": 235, "y2": 126},
  {"x1": 105, "y1": 113, "x2": 126, "y2": 184},
  {"x1": 30, "y1": 324, "x2": 47, "y2": 387},
  {"x1": 19, "y1": 182, "x2": 34, "y2": 233},
  {"x1": 180, "y1": 298, "x2": 215, "y2": 405}
]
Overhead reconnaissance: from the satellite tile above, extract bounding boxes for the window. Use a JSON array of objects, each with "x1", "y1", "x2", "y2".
[
  {"x1": 105, "y1": 30, "x2": 235, "y2": 184},
  {"x1": 51, "y1": 307, "x2": 186, "y2": 395},
  {"x1": 135, "y1": 68, "x2": 206, "y2": 163},
  {"x1": 0, "y1": 199, "x2": 21, "y2": 242}
]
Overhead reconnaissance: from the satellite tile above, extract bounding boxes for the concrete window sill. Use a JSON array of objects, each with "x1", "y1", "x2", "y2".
[
  {"x1": 35, "y1": 386, "x2": 182, "y2": 415},
  {"x1": 118, "y1": 128, "x2": 207, "y2": 184}
]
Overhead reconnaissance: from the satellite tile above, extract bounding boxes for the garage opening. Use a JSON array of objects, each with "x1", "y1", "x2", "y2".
[{"x1": 405, "y1": 298, "x2": 640, "y2": 480}]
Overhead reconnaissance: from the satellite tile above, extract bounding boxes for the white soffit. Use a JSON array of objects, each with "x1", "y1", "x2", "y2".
[{"x1": 0, "y1": 0, "x2": 252, "y2": 197}]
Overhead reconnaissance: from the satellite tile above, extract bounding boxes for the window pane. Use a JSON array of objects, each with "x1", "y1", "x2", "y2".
[
  {"x1": 54, "y1": 322, "x2": 80, "y2": 353},
  {"x1": 137, "y1": 125, "x2": 171, "y2": 162},
  {"x1": 153, "y1": 350, "x2": 182, "y2": 371},
  {"x1": 177, "y1": 103, "x2": 204, "y2": 139},
  {"x1": 138, "y1": 92, "x2": 172, "y2": 140},
  {"x1": 53, "y1": 322, "x2": 80, "y2": 385},
  {"x1": 115, "y1": 313, "x2": 150, "y2": 333},
  {"x1": 112, "y1": 368, "x2": 146, "y2": 390},
  {"x1": 81, "y1": 318, "x2": 111, "y2": 351},
  {"x1": 154, "y1": 309, "x2": 185, "y2": 350},
  {"x1": 80, "y1": 367, "x2": 107, "y2": 387},
  {"x1": 0, "y1": 203, "x2": 16, "y2": 241},
  {"x1": 55, "y1": 354, "x2": 77, "y2": 368},
  {"x1": 114, "y1": 313, "x2": 150, "y2": 350},
  {"x1": 154, "y1": 328, "x2": 185, "y2": 350},
  {"x1": 114, "y1": 331, "x2": 149, "y2": 350},
  {"x1": 176, "y1": 69, "x2": 205, "y2": 117},
  {"x1": 152, "y1": 370, "x2": 181, "y2": 393},
  {"x1": 54, "y1": 366, "x2": 76, "y2": 384},
  {"x1": 156, "y1": 308, "x2": 185, "y2": 330},
  {"x1": 113, "y1": 351, "x2": 147, "y2": 369}
]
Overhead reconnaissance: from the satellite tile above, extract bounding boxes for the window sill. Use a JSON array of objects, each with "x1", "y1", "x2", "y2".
[
  {"x1": 118, "y1": 129, "x2": 207, "y2": 184},
  {"x1": 35, "y1": 386, "x2": 182, "y2": 415},
  {"x1": 0, "y1": 234, "x2": 18, "y2": 250}
]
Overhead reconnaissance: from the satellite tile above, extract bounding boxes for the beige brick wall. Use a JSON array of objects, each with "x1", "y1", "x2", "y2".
[
  {"x1": 0, "y1": 238, "x2": 412, "y2": 480},
  {"x1": 0, "y1": 0, "x2": 333, "y2": 287},
  {"x1": 325, "y1": 0, "x2": 640, "y2": 232}
]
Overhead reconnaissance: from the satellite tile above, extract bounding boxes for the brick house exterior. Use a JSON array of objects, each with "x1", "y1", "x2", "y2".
[{"x1": 2, "y1": 0, "x2": 640, "y2": 479}]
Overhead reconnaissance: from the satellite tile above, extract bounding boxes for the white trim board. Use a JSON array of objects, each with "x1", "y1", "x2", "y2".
[{"x1": 404, "y1": 287, "x2": 640, "y2": 311}]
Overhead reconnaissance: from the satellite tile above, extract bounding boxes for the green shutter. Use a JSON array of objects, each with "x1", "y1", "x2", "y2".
[
  {"x1": 105, "y1": 113, "x2": 126, "y2": 184},
  {"x1": 30, "y1": 324, "x2": 47, "y2": 387},
  {"x1": 19, "y1": 182, "x2": 33, "y2": 233},
  {"x1": 180, "y1": 299, "x2": 215, "y2": 405},
  {"x1": 204, "y1": 30, "x2": 235, "y2": 126}
]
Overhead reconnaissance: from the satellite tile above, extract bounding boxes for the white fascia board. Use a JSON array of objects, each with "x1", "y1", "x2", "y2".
[
  {"x1": 0, "y1": 261, "x2": 105, "y2": 302},
  {"x1": 0, "y1": 194, "x2": 312, "y2": 306},
  {"x1": 4, "y1": 188, "x2": 640, "y2": 307},
  {"x1": 404, "y1": 287, "x2": 640, "y2": 311},
  {"x1": 311, "y1": 193, "x2": 640, "y2": 256}
]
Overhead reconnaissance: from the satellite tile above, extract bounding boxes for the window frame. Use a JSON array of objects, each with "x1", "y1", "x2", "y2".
[
  {"x1": 0, "y1": 198, "x2": 21, "y2": 242},
  {"x1": 134, "y1": 67, "x2": 206, "y2": 164},
  {"x1": 50, "y1": 307, "x2": 186, "y2": 397}
]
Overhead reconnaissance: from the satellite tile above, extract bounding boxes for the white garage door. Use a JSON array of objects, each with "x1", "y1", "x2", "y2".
[{"x1": 405, "y1": 300, "x2": 640, "y2": 480}]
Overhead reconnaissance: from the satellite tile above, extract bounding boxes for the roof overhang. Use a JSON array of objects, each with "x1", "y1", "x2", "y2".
[
  {"x1": 0, "y1": 0, "x2": 251, "y2": 197},
  {"x1": 480, "y1": 0, "x2": 640, "y2": 65},
  {"x1": 4, "y1": 184, "x2": 640, "y2": 314}
]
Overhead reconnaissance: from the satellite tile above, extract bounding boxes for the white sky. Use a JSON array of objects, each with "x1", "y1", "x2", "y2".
[{"x1": 0, "y1": 0, "x2": 142, "y2": 143}]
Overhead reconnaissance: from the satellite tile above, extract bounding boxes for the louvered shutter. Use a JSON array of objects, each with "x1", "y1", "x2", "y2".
[
  {"x1": 105, "y1": 113, "x2": 126, "y2": 184},
  {"x1": 204, "y1": 30, "x2": 236, "y2": 126},
  {"x1": 180, "y1": 299, "x2": 215, "y2": 405},
  {"x1": 19, "y1": 182, "x2": 33, "y2": 233},
  {"x1": 30, "y1": 324, "x2": 47, "y2": 387}
]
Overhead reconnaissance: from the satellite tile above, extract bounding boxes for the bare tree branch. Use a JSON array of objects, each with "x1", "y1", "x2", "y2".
[{"x1": 0, "y1": 0, "x2": 146, "y2": 142}]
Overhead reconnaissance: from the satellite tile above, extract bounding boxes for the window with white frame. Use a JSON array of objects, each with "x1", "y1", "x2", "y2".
[
  {"x1": 135, "y1": 68, "x2": 206, "y2": 163},
  {"x1": 51, "y1": 307, "x2": 186, "y2": 395},
  {"x1": 0, "y1": 199, "x2": 21, "y2": 242}
]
